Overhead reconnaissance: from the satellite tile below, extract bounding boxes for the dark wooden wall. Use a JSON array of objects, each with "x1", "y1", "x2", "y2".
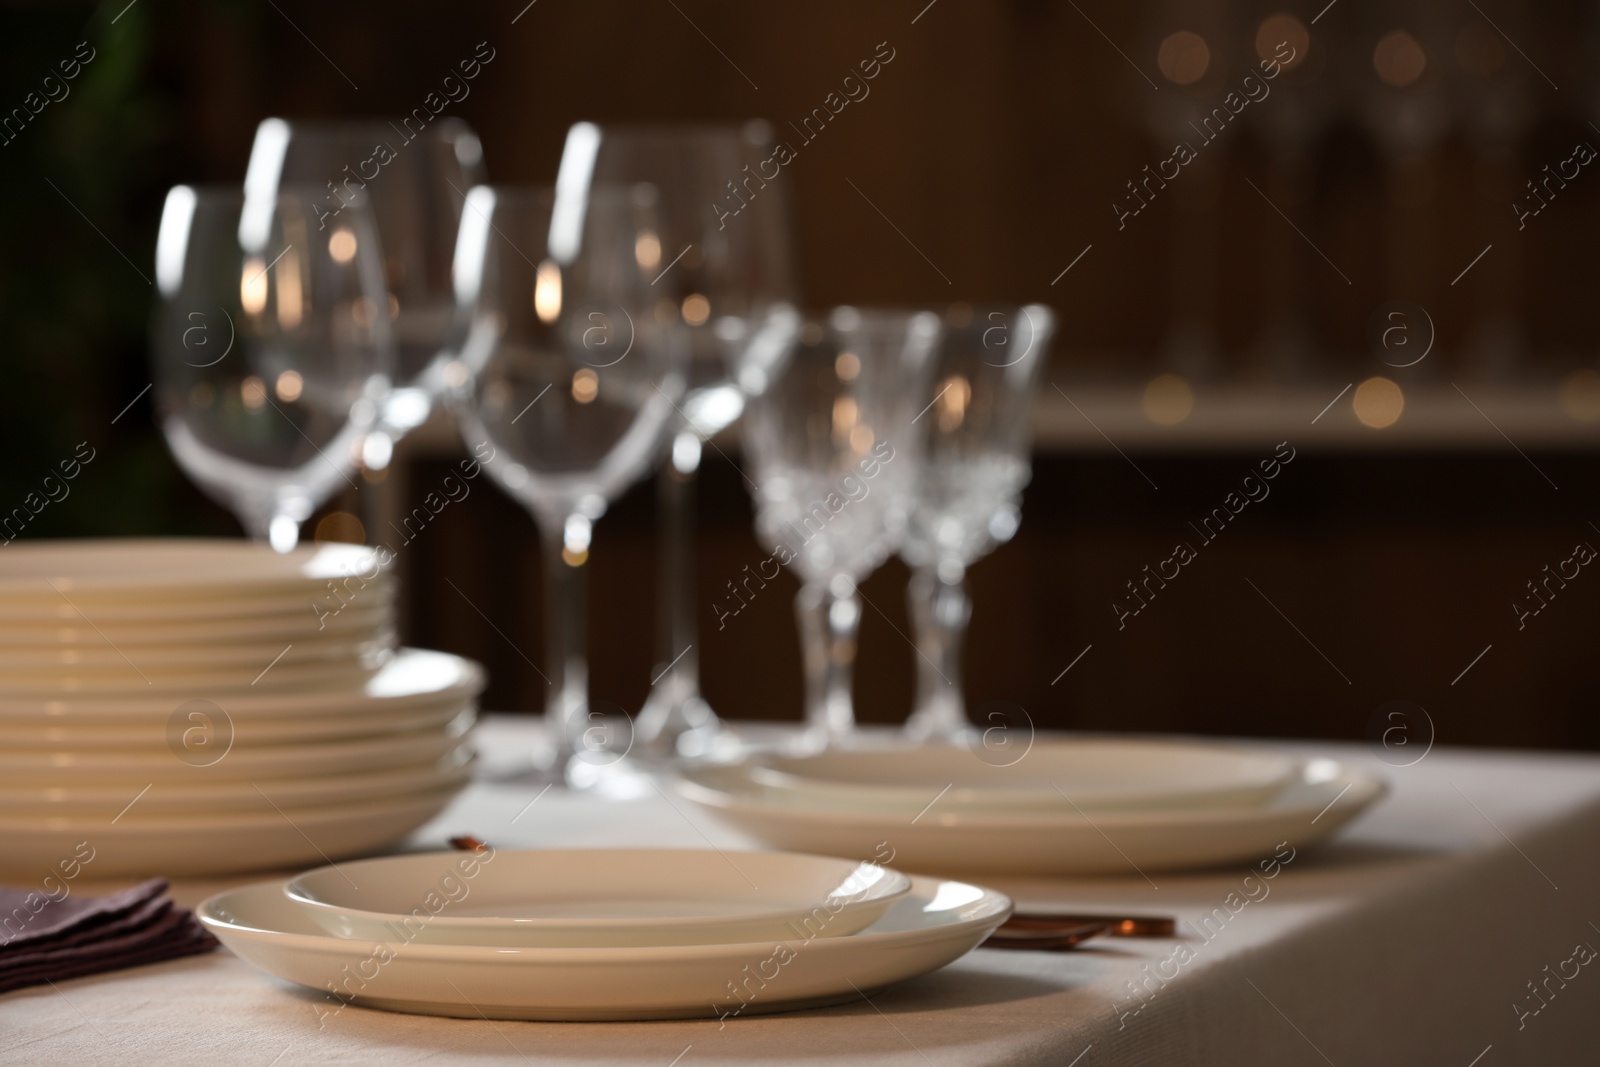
[
  {"x1": 40, "y1": 0, "x2": 1600, "y2": 749},
  {"x1": 396, "y1": 446, "x2": 1600, "y2": 752}
]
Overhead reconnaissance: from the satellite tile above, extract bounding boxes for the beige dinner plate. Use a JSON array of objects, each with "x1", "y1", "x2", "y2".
[
  {"x1": 0, "y1": 538, "x2": 387, "y2": 600},
  {"x1": 200, "y1": 874, "x2": 1010, "y2": 1020},
  {"x1": 0, "y1": 749, "x2": 475, "y2": 815},
  {"x1": 0, "y1": 604, "x2": 392, "y2": 646},
  {"x1": 677, "y1": 757, "x2": 1387, "y2": 875},
  {"x1": 0, "y1": 634, "x2": 392, "y2": 670},
  {"x1": 0, "y1": 699, "x2": 474, "y2": 749},
  {"x1": 0, "y1": 787, "x2": 464, "y2": 878},
  {"x1": 0, "y1": 648, "x2": 484, "y2": 723},
  {"x1": 0, "y1": 720, "x2": 473, "y2": 785},
  {"x1": 750, "y1": 738, "x2": 1300, "y2": 812},
  {"x1": 286, "y1": 848, "x2": 913, "y2": 948},
  {"x1": 0, "y1": 653, "x2": 386, "y2": 695}
]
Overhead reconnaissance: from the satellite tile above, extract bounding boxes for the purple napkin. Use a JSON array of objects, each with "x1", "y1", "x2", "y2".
[{"x1": 0, "y1": 879, "x2": 218, "y2": 994}]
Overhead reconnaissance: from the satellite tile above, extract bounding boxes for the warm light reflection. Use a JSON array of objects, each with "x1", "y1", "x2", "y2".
[
  {"x1": 240, "y1": 256, "x2": 268, "y2": 315},
  {"x1": 1142, "y1": 374, "x2": 1194, "y2": 426},
  {"x1": 328, "y1": 229, "x2": 358, "y2": 264},
  {"x1": 635, "y1": 231, "x2": 661, "y2": 271},
  {"x1": 849, "y1": 424, "x2": 875, "y2": 453},
  {"x1": 240, "y1": 376, "x2": 267, "y2": 410},
  {"x1": 1158, "y1": 31, "x2": 1210, "y2": 85},
  {"x1": 682, "y1": 293, "x2": 710, "y2": 327},
  {"x1": 275, "y1": 247, "x2": 303, "y2": 329},
  {"x1": 314, "y1": 511, "x2": 365, "y2": 544},
  {"x1": 1559, "y1": 370, "x2": 1600, "y2": 422},
  {"x1": 1255, "y1": 14, "x2": 1308, "y2": 68},
  {"x1": 275, "y1": 370, "x2": 303, "y2": 403},
  {"x1": 572, "y1": 368, "x2": 598, "y2": 403},
  {"x1": 562, "y1": 512, "x2": 592, "y2": 567},
  {"x1": 936, "y1": 374, "x2": 971, "y2": 433},
  {"x1": 835, "y1": 351, "x2": 860, "y2": 381},
  {"x1": 1374, "y1": 30, "x2": 1426, "y2": 88},
  {"x1": 534, "y1": 260, "x2": 562, "y2": 324},
  {"x1": 832, "y1": 395, "x2": 859, "y2": 441},
  {"x1": 1353, "y1": 376, "x2": 1404, "y2": 428}
]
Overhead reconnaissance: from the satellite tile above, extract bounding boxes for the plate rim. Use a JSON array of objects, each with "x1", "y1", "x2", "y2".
[
  {"x1": 677, "y1": 759, "x2": 1389, "y2": 830},
  {"x1": 200, "y1": 872, "x2": 1012, "y2": 963},
  {"x1": 284, "y1": 847, "x2": 914, "y2": 934}
]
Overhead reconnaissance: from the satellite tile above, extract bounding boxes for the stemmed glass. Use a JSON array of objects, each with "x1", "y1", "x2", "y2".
[
  {"x1": 152, "y1": 185, "x2": 393, "y2": 551},
  {"x1": 742, "y1": 308, "x2": 940, "y2": 748},
  {"x1": 449, "y1": 184, "x2": 683, "y2": 780},
  {"x1": 246, "y1": 118, "x2": 486, "y2": 473},
  {"x1": 558, "y1": 122, "x2": 800, "y2": 759},
  {"x1": 901, "y1": 305, "x2": 1053, "y2": 743}
]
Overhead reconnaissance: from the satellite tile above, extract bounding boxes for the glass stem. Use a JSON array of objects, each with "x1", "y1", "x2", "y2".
[
  {"x1": 536, "y1": 510, "x2": 588, "y2": 766},
  {"x1": 637, "y1": 433, "x2": 713, "y2": 748},
  {"x1": 796, "y1": 580, "x2": 861, "y2": 746},
  {"x1": 904, "y1": 565, "x2": 972, "y2": 741},
  {"x1": 237, "y1": 499, "x2": 299, "y2": 553}
]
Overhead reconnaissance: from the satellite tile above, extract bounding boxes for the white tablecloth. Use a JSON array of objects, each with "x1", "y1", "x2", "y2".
[{"x1": 4, "y1": 716, "x2": 1599, "y2": 1066}]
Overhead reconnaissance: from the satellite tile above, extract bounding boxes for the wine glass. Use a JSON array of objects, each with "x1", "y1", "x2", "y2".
[
  {"x1": 245, "y1": 118, "x2": 486, "y2": 472},
  {"x1": 449, "y1": 183, "x2": 683, "y2": 781},
  {"x1": 742, "y1": 308, "x2": 941, "y2": 748},
  {"x1": 901, "y1": 305, "x2": 1054, "y2": 743},
  {"x1": 152, "y1": 185, "x2": 393, "y2": 551},
  {"x1": 557, "y1": 121, "x2": 800, "y2": 759}
]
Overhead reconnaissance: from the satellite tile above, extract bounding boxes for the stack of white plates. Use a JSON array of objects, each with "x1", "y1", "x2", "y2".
[
  {"x1": 677, "y1": 739, "x2": 1387, "y2": 875},
  {"x1": 0, "y1": 539, "x2": 484, "y2": 878},
  {"x1": 199, "y1": 848, "x2": 1011, "y2": 1021}
]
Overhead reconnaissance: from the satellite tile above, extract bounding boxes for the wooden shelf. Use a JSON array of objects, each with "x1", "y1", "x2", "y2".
[
  {"x1": 400, "y1": 381, "x2": 1600, "y2": 460},
  {"x1": 1032, "y1": 381, "x2": 1600, "y2": 452}
]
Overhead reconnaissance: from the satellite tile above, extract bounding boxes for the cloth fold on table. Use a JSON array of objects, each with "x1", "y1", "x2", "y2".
[{"x1": 0, "y1": 878, "x2": 218, "y2": 994}]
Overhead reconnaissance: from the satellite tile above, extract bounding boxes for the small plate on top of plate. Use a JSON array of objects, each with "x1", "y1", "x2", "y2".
[
  {"x1": 285, "y1": 848, "x2": 912, "y2": 948},
  {"x1": 748, "y1": 737, "x2": 1299, "y2": 813},
  {"x1": 202, "y1": 873, "x2": 1008, "y2": 1021}
]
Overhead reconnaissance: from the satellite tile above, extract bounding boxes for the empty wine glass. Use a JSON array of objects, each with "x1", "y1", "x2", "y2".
[
  {"x1": 557, "y1": 121, "x2": 800, "y2": 758},
  {"x1": 742, "y1": 308, "x2": 941, "y2": 748},
  {"x1": 152, "y1": 185, "x2": 393, "y2": 551},
  {"x1": 901, "y1": 305, "x2": 1053, "y2": 743},
  {"x1": 246, "y1": 118, "x2": 486, "y2": 469},
  {"x1": 449, "y1": 184, "x2": 683, "y2": 780}
]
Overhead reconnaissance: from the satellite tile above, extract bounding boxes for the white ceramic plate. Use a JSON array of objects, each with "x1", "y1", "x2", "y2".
[
  {"x1": 0, "y1": 634, "x2": 392, "y2": 670},
  {"x1": 0, "y1": 721, "x2": 472, "y2": 785},
  {"x1": 286, "y1": 849, "x2": 913, "y2": 948},
  {"x1": 750, "y1": 739, "x2": 1299, "y2": 813},
  {"x1": 0, "y1": 700, "x2": 473, "y2": 749},
  {"x1": 0, "y1": 749, "x2": 475, "y2": 815},
  {"x1": 0, "y1": 538, "x2": 386, "y2": 600},
  {"x1": 0, "y1": 653, "x2": 387, "y2": 695},
  {"x1": 0, "y1": 604, "x2": 393, "y2": 646},
  {"x1": 0, "y1": 648, "x2": 483, "y2": 723},
  {"x1": 677, "y1": 758, "x2": 1387, "y2": 875},
  {"x1": 200, "y1": 874, "x2": 1010, "y2": 1021},
  {"x1": 0, "y1": 588, "x2": 396, "y2": 625},
  {"x1": 0, "y1": 787, "x2": 463, "y2": 879}
]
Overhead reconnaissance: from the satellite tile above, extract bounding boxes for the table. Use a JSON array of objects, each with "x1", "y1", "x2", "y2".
[{"x1": 3, "y1": 716, "x2": 1599, "y2": 1066}]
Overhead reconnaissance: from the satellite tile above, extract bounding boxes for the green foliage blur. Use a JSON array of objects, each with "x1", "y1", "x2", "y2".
[{"x1": 0, "y1": 0, "x2": 233, "y2": 541}]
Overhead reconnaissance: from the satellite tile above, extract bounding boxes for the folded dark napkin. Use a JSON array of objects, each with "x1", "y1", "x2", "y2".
[{"x1": 0, "y1": 878, "x2": 219, "y2": 994}]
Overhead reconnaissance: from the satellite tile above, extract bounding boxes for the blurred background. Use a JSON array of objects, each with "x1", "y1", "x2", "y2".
[{"x1": 5, "y1": 0, "x2": 1600, "y2": 750}]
